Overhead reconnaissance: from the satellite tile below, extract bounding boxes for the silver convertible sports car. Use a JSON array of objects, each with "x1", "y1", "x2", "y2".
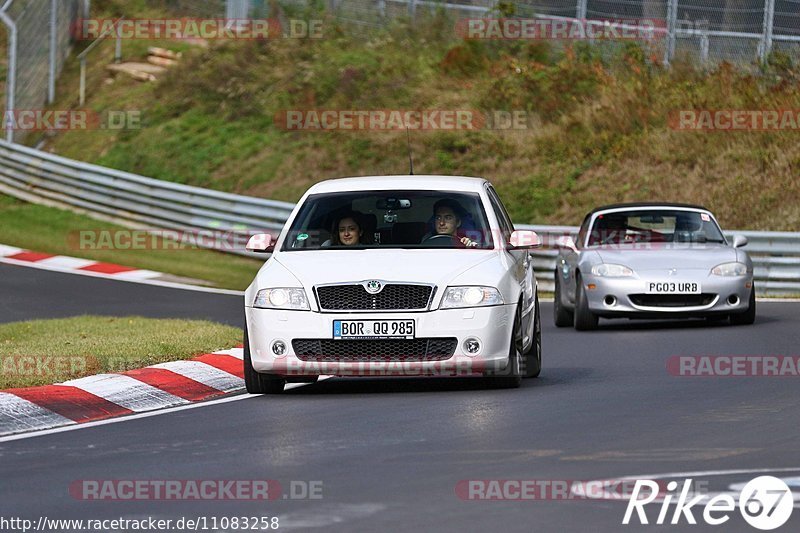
[{"x1": 553, "y1": 203, "x2": 756, "y2": 330}]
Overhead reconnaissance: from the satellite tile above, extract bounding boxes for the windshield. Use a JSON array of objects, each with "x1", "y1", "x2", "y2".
[
  {"x1": 281, "y1": 190, "x2": 494, "y2": 251},
  {"x1": 587, "y1": 210, "x2": 725, "y2": 246}
]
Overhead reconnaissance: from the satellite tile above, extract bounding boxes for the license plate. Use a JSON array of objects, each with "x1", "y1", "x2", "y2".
[
  {"x1": 333, "y1": 319, "x2": 415, "y2": 339},
  {"x1": 646, "y1": 281, "x2": 701, "y2": 294}
]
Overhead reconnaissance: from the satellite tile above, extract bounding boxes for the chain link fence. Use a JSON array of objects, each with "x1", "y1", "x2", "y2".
[
  {"x1": 278, "y1": 0, "x2": 800, "y2": 66},
  {"x1": 0, "y1": 0, "x2": 87, "y2": 143}
]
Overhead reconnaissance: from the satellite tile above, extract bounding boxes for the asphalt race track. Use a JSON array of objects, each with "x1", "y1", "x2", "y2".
[{"x1": 2, "y1": 262, "x2": 799, "y2": 532}]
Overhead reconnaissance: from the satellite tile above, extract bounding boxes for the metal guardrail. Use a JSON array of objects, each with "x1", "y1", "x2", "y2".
[
  {"x1": 0, "y1": 140, "x2": 295, "y2": 256},
  {"x1": 0, "y1": 139, "x2": 797, "y2": 296}
]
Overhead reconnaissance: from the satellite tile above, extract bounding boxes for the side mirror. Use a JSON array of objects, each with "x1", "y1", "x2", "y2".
[
  {"x1": 246, "y1": 233, "x2": 274, "y2": 253},
  {"x1": 509, "y1": 230, "x2": 542, "y2": 249},
  {"x1": 732, "y1": 235, "x2": 748, "y2": 248},
  {"x1": 555, "y1": 235, "x2": 578, "y2": 252}
]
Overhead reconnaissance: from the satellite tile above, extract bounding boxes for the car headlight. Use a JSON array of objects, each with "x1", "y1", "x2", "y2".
[
  {"x1": 440, "y1": 286, "x2": 504, "y2": 309},
  {"x1": 591, "y1": 264, "x2": 634, "y2": 277},
  {"x1": 711, "y1": 262, "x2": 748, "y2": 276},
  {"x1": 254, "y1": 288, "x2": 309, "y2": 310}
]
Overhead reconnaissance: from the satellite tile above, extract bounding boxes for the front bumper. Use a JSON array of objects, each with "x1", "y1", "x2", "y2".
[
  {"x1": 581, "y1": 271, "x2": 753, "y2": 318},
  {"x1": 244, "y1": 304, "x2": 516, "y2": 377}
]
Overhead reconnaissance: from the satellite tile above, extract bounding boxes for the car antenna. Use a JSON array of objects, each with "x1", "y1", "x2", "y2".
[{"x1": 406, "y1": 126, "x2": 414, "y2": 175}]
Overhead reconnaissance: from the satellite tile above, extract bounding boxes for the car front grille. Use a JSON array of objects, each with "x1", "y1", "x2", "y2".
[
  {"x1": 316, "y1": 283, "x2": 433, "y2": 311},
  {"x1": 629, "y1": 293, "x2": 717, "y2": 308},
  {"x1": 292, "y1": 338, "x2": 457, "y2": 363}
]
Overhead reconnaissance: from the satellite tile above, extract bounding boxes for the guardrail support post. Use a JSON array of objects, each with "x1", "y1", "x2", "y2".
[
  {"x1": 0, "y1": 10, "x2": 17, "y2": 142},
  {"x1": 79, "y1": 57, "x2": 87, "y2": 106}
]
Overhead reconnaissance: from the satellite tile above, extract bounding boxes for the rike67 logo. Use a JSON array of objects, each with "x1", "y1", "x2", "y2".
[{"x1": 624, "y1": 476, "x2": 794, "y2": 530}]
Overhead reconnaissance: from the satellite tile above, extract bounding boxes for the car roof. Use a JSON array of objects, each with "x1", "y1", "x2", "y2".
[
  {"x1": 588, "y1": 202, "x2": 711, "y2": 216},
  {"x1": 306, "y1": 175, "x2": 489, "y2": 194}
]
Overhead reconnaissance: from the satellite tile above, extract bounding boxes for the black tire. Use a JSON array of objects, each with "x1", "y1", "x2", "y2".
[
  {"x1": 484, "y1": 305, "x2": 523, "y2": 389},
  {"x1": 573, "y1": 273, "x2": 599, "y2": 331},
  {"x1": 243, "y1": 329, "x2": 286, "y2": 394},
  {"x1": 553, "y1": 271, "x2": 574, "y2": 327},
  {"x1": 524, "y1": 295, "x2": 542, "y2": 378},
  {"x1": 729, "y1": 286, "x2": 756, "y2": 325}
]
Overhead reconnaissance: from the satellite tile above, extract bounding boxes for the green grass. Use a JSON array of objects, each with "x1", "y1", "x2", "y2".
[
  {"x1": 0, "y1": 316, "x2": 242, "y2": 389},
  {"x1": 25, "y1": 5, "x2": 800, "y2": 231},
  {"x1": 0, "y1": 194, "x2": 263, "y2": 290}
]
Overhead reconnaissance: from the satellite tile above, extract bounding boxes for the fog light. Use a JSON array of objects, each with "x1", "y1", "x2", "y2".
[
  {"x1": 463, "y1": 338, "x2": 481, "y2": 356},
  {"x1": 272, "y1": 340, "x2": 287, "y2": 357},
  {"x1": 727, "y1": 295, "x2": 740, "y2": 306},
  {"x1": 604, "y1": 295, "x2": 617, "y2": 307}
]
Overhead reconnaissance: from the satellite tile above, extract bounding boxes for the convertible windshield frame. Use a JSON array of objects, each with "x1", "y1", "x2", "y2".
[
  {"x1": 280, "y1": 190, "x2": 496, "y2": 251},
  {"x1": 585, "y1": 208, "x2": 727, "y2": 247}
]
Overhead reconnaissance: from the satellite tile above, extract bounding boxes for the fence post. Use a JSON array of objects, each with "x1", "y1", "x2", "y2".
[
  {"x1": 0, "y1": 10, "x2": 17, "y2": 142},
  {"x1": 759, "y1": 0, "x2": 775, "y2": 62},
  {"x1": 79, "y1": 57, "x2": 87, "y2": 106},
  {"x1": 700, "y1": 28, "x2": 709, "y2": 65},
  {"x1": 48, "y1": 0, "x2": 57, "y2": 104},
  {"x1": 377, "y1": 0, "x2": 385, "y2": 18},
  {"x1": 408, "y1": 0, "x2": 416, "y2": 19},
  {"x1": 576, "y1": 0, "x2": 587, "y2": 20},
  {"x1": 663, "y1": 0, "x2": 678, "y2": 66}
]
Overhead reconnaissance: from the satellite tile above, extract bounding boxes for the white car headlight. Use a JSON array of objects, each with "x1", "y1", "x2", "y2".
[
  {"x1": 254, "y1": 288, "x2": 309, "y2": 310},
  {"x1": 440, "y1": 286, "x2": 504, "y2": 309},
  {"x1": 711, "y1": 262, "x2": 748, "y2": 276},
  {"x1": 591, "y1": 264, "x2": 634, "y2": 277}
]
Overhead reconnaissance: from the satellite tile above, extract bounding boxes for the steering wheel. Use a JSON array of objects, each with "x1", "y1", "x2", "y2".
[{"x1": 421, "y1": 234, "x2": 456, "y2": 246}]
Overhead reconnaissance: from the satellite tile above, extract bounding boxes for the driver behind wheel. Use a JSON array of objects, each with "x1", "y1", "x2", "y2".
[{"x1": 423, "y1": 199, "x2": 478, "y2": 247}]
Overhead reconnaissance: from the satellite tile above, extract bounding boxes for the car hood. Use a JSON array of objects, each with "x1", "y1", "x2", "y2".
[
  {"x1": 273, "y1": 249, "x2": 497, "y2": 287},
  {"x1": 590, "y1": 243, "x2": 738, "y2": 271}
]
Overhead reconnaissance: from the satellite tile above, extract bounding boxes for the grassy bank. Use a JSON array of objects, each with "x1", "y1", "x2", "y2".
[
  {"x1": 31, "y1": 4, "x2": 800, "y2": 230},
  {"x1": 0, "y1": 316, "x2": 242, "y2": 389}
]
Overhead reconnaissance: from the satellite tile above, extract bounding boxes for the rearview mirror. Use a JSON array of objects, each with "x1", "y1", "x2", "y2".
[
  {"x1": 732, "y1": 235, "x2": 748, "y2": 248},
  {"x1": 555, "y1": 235, "x2": 577, "y2": 252},
  {"x1": 376, "y1": 198, "x2": 412, "y2": 210},
  {"x1": 508, "y1": 230, "x2": 542, "y2": 249},
  {"x1": 246, "y1": 233, "x2": 274, "y2": 253}
]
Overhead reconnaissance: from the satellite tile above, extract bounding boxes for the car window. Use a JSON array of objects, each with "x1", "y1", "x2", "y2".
[
  {"x1": 587, "y1": 210, "x2": 725, "y2": 246},
  {"x1": 281, "y1": 190, "x2": 495, "y2": 250},
  {"x1": 576, "y1": 217, "x2": 590, "y2": 250},
  {"x1": 486, "y1": 186, "x2": 513, "y2": 240}
]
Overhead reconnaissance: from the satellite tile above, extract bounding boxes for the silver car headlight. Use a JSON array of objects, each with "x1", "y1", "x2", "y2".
[
  {"x1": 254, "y1": 288, "x2": 309, "y2": 310},
  {"x1": 440, "y1": 286, "x2": 504, "y2": 309},
  {"x1": 591, "y1": 264, "x2": 634, "y2": 277},
  {"x1": 711, "y1": 262, "x2": 748, "y2": 276}
]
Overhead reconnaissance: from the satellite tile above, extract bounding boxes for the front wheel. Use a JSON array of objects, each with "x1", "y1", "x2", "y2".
[
  {"x1": 484, "y1": 306, "x2": 523, "y2": 389},
  {"x1": 729, "y1": 286, "x2": 756, "y2": 325},
  {"x1": 553, "y1": 270, "x2": 574, "y2": 327},
  {"x1": 524, "y1": 295, "x2": 542, "y2": 378},
  {"x1": 574, "y1": 274, "x2": 599, "y2": 331},
  {"x1": 243, "y1": 329, "x2": 286, "y2": 394}
]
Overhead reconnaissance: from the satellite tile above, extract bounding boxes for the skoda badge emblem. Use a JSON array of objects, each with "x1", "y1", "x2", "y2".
[{"x1": 365, "y1": 280, "x2": 383, "y2": 294}]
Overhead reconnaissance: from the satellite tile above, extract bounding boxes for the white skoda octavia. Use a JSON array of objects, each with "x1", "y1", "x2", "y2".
[{"x1": 243, "y1": 175, "x2": 542, "y2": 393}]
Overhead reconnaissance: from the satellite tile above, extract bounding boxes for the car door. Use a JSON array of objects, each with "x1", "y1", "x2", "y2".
[{"x1": 486, "y1": 186, "x2": 534, "y2": 329}]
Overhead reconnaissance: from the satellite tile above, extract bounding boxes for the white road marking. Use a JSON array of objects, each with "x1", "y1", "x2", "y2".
[
  {"x1": 114, "y1": 269, "x2": 162, "y2": 280},
  {"x1": 0, "y1": 377, "x2": 332, "y2": 443},
  {"x1": 151, "y1": 360, "x2": 244, "y2": 391},
  {"x1": 0, "y1": 393, "x2": 75, "y2": 434},
  {"x1": 62, "y1": 374, "x2": 188, "y2": 412}
]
